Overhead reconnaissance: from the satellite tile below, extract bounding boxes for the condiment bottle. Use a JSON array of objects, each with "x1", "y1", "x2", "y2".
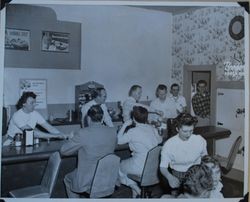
[{"x1": 15, "y1": 133, "x2": 22, "y2": 147}]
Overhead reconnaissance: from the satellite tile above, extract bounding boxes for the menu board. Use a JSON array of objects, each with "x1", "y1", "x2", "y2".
[{"x1": 19, "y1": 79, "x2": 47, "y2": 109}]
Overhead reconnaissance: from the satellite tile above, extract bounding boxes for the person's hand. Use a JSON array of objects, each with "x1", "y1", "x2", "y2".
[
  {"x1": 61, "y1": 132, "x2": 74, "y2": 140},
  {"x1": 155, "y1": 110, "x2": 164, "y2": 117},
  {"x1": 66, "y1": 131, "x2": 74, "y2": 139},
  {"x1": 168, "y1": 175, "x2": 180, "y2": 188}
]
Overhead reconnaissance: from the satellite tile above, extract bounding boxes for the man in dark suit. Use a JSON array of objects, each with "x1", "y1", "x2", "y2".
[{"x1": 61, "y1": 104, "x2": 117, "y2": 198}]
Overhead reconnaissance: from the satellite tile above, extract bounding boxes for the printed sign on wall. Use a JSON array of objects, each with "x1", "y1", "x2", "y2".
[{"x1": 19, "y1": 79, "x2": 47, "y2": 109}]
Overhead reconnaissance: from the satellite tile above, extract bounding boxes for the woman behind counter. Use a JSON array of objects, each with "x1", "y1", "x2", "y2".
[{"x1": 3, "y1": 91, "x2": 68, "y2": 146}]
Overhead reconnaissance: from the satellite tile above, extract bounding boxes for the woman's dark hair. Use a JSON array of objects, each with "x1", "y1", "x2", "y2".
[
  {"x1": 16, "y1": 91, "x2": 36, "y2": 110},
  {"x1": 156, "y1": 84, "x2": 167, "y2": 97},
  {"x1": 87, "y1": 105, "x2": 104, "y2": 122},
  {"x1": 182, "y1": 164, "x2": 213, "y2": 196},
  {"x1": 128, "y1": 85, "x2": 141, "y2": 96},
  {"x1": 131, "y1": 106, "x2": 148, "y2": 124},
  {"x1": 174, "y1": 113, "x2": 198, "y2": 129}
]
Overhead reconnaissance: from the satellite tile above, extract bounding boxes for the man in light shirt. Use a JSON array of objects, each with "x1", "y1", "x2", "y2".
[
  {"x1": 122, "y1": 85, "x2": 151, "y2": 122},
  {"x1": 169, "y1": 83, "x2": 187, "y2": 118},
  {"x1": 149, "y1": 84, "x2": 171, "y2": 123},
  {"x1": 81, "y1": 87, "x2": 113, "y2": 127}
]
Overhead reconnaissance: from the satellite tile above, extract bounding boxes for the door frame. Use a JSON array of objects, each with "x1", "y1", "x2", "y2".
[{"x1": 183, "y1": 64, "x2": 216, "y2": 125}]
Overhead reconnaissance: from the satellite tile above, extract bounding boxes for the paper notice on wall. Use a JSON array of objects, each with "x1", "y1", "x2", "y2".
[{"x1": 19, "y1": 79, "x2": 47, "y2": 109}]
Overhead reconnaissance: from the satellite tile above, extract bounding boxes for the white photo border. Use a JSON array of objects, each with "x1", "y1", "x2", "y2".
[{"x1": 0, "y1": 1, "x2": 249, "y2": 202}]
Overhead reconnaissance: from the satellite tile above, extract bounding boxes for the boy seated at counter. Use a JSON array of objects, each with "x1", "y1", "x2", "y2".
[
  {"x1": 3, "y1": 91, "x2": 68, "y2": 146},
  {"x1": 60, "y1": 104, "x2": 117, "y2": 198}
]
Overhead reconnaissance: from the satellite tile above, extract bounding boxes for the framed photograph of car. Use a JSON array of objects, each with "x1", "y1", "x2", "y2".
[
  {"x1": 41, "y1": 31, "x2": 70, "y2": 53},
  {"x1": 5, "y1": 28, "x2": 30, "y2": 51}
]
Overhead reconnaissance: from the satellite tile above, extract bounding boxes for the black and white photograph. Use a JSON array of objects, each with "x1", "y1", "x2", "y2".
[
  {"x1": 0, "y1": 1, "x2": 249, "y2": 202},
  {"x1": 5, "y1": 28, "x2": 30, "y2": 51},
  {"x1": 41, "y1": 31, "x2": 70, "y2": 52}
]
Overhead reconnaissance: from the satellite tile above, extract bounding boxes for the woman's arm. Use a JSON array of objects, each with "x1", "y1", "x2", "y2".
[
  {"x1": 39, "y1": 122, "x2": 70, "y2": 139},
  {"x1": 160, "y1": 167, "x2": 180, "y2": 188}
]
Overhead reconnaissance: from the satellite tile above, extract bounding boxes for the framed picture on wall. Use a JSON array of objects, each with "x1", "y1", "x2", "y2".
[
  {"x1": 41, "y1": 31, "x2": 70, "y2": 52},
  {"x1": 5, "y1": 28, "x2": 30, "y2": 51}
]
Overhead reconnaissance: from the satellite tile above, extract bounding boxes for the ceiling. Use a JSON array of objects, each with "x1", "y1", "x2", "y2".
[{"x1": 131, "y1": 6, "x2": 206, "y2": 15}]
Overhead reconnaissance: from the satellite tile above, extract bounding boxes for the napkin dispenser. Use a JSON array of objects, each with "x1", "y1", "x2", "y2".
[{"x1": 24, "y1": 129, "x2": 34, "y2": 146}]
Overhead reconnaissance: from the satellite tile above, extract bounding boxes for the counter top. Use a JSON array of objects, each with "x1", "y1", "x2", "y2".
[
  {"x1": 2, "y1": 140, "x2": 128, "y2": 165},
  {"x1": 49, "y1": 117, "x2": 123, "y2": 126},
  {"x1": 194, "y1": 126, "x2": 231, "y2": 139},
  {"x1": 2, "y1": 125, "x2": 230, "y2": 165}
]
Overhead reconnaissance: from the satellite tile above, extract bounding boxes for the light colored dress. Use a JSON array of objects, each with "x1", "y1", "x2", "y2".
[{"x1": 117, "y1": 123, "x2": 162, "y2": 186}]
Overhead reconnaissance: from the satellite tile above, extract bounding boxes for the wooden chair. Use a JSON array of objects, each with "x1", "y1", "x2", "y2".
[
  {"x1": 128, "y1": 145, "x2": 162, "y2": 198},
  {"x1": 9, "y1": 151, "x2": 61, "y2": 198},
  {"x1": 214, "y1": 136, "x2": 242, "y2": 174},
  {"x1": 87, "y1": 153, "x2": 120, "y2": 198}
]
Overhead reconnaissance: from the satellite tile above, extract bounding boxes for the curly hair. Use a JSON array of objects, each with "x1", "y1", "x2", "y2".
[
  {"x1": 16, "y1": 91, "x2": 36, "y2": 110},
  {"x1": 201, "y1": 155, "x2": 221, "y2": 168},
  {"x1": 173, "y1": 112, "x2": 198, "y2": 129},
  {"x1": 183, "y1": 164, "x2": 213, "y2": 196}
]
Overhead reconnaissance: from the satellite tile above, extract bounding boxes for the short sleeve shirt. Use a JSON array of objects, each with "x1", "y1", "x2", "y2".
[
  {"x1": 6, "y1": 109, "x2": 46, "y2": 138},
  {"x1": 160, "y1": 134, "x2": 207, "y2": 172}
]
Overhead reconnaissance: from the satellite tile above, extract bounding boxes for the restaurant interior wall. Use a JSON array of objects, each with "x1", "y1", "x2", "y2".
[
  {"x1": 4, "y1": 5, "x2": 172, "y2": 107},
  {"x1": 4, "y1": 5, "x2": 81, "y2": 70}
]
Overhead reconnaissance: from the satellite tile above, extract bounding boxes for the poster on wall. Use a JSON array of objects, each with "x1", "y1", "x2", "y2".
[
  {"x1": 19, "y1": 79, "x2": 47, "y2": 109},
  {"x1": 5, "y1": 28, "x2": 30, "y2": 51},
  {"x1": 41, "y1": 31, "x2": 70, "y2": 52}
]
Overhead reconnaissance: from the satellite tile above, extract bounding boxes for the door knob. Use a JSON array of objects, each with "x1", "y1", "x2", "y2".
[{"x1": 217, "y1": 122, "x2": 223, "y2": 126}]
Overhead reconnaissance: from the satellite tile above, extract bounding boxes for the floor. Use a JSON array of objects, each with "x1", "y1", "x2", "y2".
[{"x1": 110, "y1": 176, "x2": 244, "y2": 198}]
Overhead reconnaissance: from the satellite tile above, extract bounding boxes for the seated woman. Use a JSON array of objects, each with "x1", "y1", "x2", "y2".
[
  {"x1": 117, "y1": 106, "x2": 162, "y2": 197},
  {"x1": 161, "y1": 164, "x2": 213, "y2": 198},
  {"x1": 3, "y1": 91, "x2": 69, "y2": 146},
  {"x1": 178, "y1": 164, "x2": 213, "y2": 198},
  {"x1": 201, "y1": 155, "x2": 224, "y2": 198},
  {"x1": 160, "y1": 113, "x2": 207, "y2": 194}
]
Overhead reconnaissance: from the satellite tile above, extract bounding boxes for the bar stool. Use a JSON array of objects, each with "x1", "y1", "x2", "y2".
[
  {"x1": 9, "y1": 151, "x2": 61, "y2": 198},
  {"x1": 87, "y1": 153, "x2": 120, "y2": 198},
  {"x1": 214, "y1": 136, "x2": 242, "y2": 174},
  {"x1": 128, "y1": 145, "x2": 162, "y2": 198}
]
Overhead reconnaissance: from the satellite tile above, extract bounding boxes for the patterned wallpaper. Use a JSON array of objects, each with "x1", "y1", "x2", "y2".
[{"x1": 171, "y1": 7, "x2": 245, "y2": 85}]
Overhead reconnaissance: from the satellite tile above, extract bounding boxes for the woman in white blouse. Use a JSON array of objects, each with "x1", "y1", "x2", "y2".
[
  {"x1": 117, "y1": 106, "x2": 162, "y2": 197},
  {"x1": 3, "y1": 91, "x2": 68, "y2": 146}
]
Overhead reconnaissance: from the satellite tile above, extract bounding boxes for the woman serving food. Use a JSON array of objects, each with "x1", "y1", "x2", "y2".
[{"x1": 3, "y1": 91, "x2": 70, "y2": 146}]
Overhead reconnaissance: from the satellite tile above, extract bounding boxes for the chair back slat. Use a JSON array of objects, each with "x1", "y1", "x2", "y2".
[
  {"x1": 140, "y1": 145, "x2": 162, "y2": 186},
  {"x1": 89, "y1": 154, "x2": 120, "y2": 198},
  {"x1": 41, "y1": 152, "x2": 61, "y2": 196},
  {"x1": 226, "y1": 136, "x2": 242, "y2": 171}
]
